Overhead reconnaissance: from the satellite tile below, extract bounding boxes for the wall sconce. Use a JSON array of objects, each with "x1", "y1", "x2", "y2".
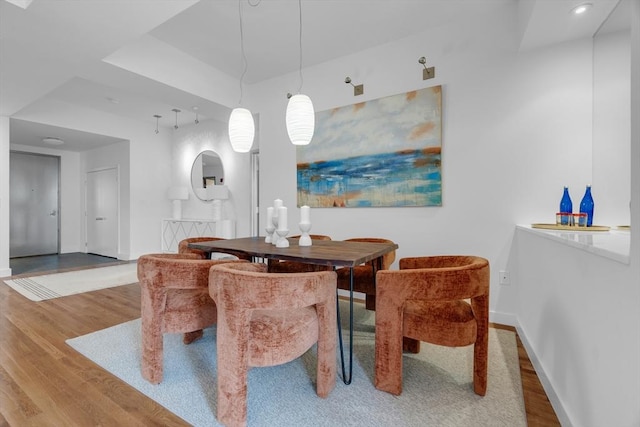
[
  {"x1": 418, "y1": 57, "x2": 435, "y2": 80},
  {"x1": 167, "y1": 187, "x2": 189, "y2": 220},
  {"x1": 172, "y1": 108, "x2": 181, "y2": 129},
  {"x1": 153, "y1": 115, "x2": 162, "y2": 134},
  {"x1": 345, "y1": 76, "x2": 363, "y2": 96}
]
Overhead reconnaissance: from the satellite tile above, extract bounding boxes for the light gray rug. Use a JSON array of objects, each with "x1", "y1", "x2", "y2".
[
  {"x1": 67, "y1": 303, "x2": 526, "y2": 426},
  {"x1": 3, "y1": 263, "x2": 137, "y2": 301}
]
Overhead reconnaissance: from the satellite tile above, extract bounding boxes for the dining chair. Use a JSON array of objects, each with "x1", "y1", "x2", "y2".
[
  {"x1": 137, "y1": 253, "x2": 246, "y2": 384},
  {"x1": 209, "y1": 262, "x2": 337, "y2": 427},
  {"x1": 178, "y1": 236, "x2": 252, "y2": 261},
  {"x1": 267, "y1": 234, "x2": 332, "y2": 273},
  {"x1": 335, "y1": 237, "x2": 396, "y2": 310},
  {"x1": 374, "y1": 255, "x2": 490, "y2": 396}
]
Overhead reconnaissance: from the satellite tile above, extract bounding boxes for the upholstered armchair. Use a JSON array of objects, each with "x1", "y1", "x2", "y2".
[
  {"x1": 374, "y1": 255, "x2": 490, "y2": 396},
  {"x1": 267, "y1": 234, "x2": 332, "y2": 273},
  {"x1": 178, "y1": 237, "x2": 252, "y2": 261},
  {"x1": 137, "y1": 253, "x2": 246, "y2": 384},
  {"x1": 336, "y1": 237, "x2": 396, "y2": 310},
  {"x1": 209, "y1": 262, "x2": 337, "y2": 427}
]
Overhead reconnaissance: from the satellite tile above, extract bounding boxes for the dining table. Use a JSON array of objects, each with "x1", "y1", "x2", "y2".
[{"x1": 189, "y1": 236, "x2": 399, "y2": 385}]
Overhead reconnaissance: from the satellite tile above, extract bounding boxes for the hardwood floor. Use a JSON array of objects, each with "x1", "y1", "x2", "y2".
[{"x1": 0, "y1": 260, "x2": 559, "y2": 426}]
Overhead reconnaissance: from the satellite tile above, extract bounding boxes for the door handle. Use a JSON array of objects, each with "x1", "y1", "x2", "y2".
[
  {"x1": 49, "y1": 210, "x2": 57, "y2": 216},
  {"x1": 95, "y1": 217, "x2": 106, "y2": 221}
]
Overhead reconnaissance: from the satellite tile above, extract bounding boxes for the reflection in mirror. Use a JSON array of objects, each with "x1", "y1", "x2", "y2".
[
  {"x1": 191, "y1": 150, "x2": 225, "y2": 201},
  {"x1": 592, "y1": 0, "x2": 631, "y2": 226}
]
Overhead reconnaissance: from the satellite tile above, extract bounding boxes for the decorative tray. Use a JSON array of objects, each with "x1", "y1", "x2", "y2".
[{"x1": 531, "y1": 223, "x2": 610, "y2": 232}]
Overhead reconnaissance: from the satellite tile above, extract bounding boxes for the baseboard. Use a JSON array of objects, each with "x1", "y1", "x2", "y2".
[
  {"x1": 516, "y1": 324, "x2": 574, "y2": 427},
  {"x1": 489, "y1": 310, "x2": 518, "y2": 327},
  {"x1": 0, "y1": 267, "x2": 11, "y2": 278}
]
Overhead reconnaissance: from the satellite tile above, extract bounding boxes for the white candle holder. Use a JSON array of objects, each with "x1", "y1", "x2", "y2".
[
  {"x1": 271, "y1": 215, "x2": 280, "y2": 246},
  {"x1": 298, "y1": 222, "x2": 312, "y2": 246},
  {"x1": 265, "y1": 225, "x2": 275, "y2": 243},
  {"x1": 275, "y1": 228, "x2": 289, "y2": 248}
]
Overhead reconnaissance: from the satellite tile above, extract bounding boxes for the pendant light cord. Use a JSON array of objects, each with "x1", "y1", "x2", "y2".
[
  {"x1": 237, "y1": 0, "x2": 261, "y2": 105},
  {"x1": 297, "y1": 0, "x2": 303, "y2": 93},
  {"x1": 237, "y1": 0, "x2": 248, "y2": 105}
]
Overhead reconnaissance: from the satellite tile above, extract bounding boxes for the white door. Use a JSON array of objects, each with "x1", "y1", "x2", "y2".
[{"x1": 86, "y1": 168, "x2": 118, "y2": 258}]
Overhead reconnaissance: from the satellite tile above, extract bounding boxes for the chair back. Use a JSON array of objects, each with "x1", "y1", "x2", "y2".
[
  {"x1": 378, "y1": 255, "x2": 489, "y2": 301},
  {"x1": 209, "y1": 262, "x2": 337, "y2": 426},
  {"x1": 211, "y1": 262, "x2": 336, "y2": 311},
  {"x1": 374, "y1": 255, "x2": 490, "y2": 396},
  {"x1": 136, "y1": 253, "x2": 246, "y2": 384},
  {"x1": 345, "y1": 237, "x2": 396, "y2": 268}
]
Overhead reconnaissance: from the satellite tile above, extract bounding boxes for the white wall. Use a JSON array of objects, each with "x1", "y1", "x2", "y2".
[
  {"x1": 251, "y1": 3, "x2": 592, "y2": 324},
  {"x1": 593, "y1": 28, "x2": 631, "y2": 226},
  {"x1": 0, "y1": 117, "x2": 10, "y2": 277},
  {"x1": 515, "y1": 229, "x2": 639, "y2": 427},
  {"x1": 170, "y1": 117, "x2": 252, "y2": 237}
]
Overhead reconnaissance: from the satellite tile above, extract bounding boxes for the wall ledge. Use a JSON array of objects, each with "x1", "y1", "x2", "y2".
[{"x1": 516, "y1": 224, "x2": 630, "y2": 264}]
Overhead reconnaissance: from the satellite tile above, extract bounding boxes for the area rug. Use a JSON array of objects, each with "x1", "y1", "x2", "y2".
[
  {"x1": 67, "y1": 303, "x2": 526, "y2": 426},
  {"x1": 2, "y1": 263, "x2": 137, "y2": 301}
]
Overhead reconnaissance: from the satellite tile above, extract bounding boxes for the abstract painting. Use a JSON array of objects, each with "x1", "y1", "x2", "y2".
[{"x1": 296, "y1": 85, "x2": 442, "y2": 207}]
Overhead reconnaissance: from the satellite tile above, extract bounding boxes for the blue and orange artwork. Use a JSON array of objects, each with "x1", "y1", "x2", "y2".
[{"x1": 296, "y1": 86, "x2": 442, "y2": 207}]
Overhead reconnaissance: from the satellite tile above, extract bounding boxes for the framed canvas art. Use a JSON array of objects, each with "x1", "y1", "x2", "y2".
[{"x1": 296, "y1": 85, "x2": 442, "y2": 208}]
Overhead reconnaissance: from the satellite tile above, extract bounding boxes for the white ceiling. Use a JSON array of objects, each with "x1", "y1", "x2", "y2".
[{"x1": 0, "y1": 0, "x2": 620, "y2": 152}]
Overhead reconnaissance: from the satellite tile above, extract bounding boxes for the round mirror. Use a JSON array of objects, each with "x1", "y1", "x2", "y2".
[{"x1": 191, "y1": 150, "x2": 225, "y2": 200}]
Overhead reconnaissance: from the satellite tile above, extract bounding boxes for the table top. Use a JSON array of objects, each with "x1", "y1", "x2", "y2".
[{"x1": 189, "y1": 236, "x2": 398, "y2": 268}]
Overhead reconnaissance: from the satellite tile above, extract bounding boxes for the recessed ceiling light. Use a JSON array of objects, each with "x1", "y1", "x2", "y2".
[
  {"x1": 571, "y1": 3, "x2": 592, "y2": 15},
  {"x1": 42, "y1": 137, "x2": 64, "y2": 145}
]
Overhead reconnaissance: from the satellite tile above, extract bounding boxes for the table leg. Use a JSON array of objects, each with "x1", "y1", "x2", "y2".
[{"x1": 336, "y1": 267, "x2": 354, "y2": 385}]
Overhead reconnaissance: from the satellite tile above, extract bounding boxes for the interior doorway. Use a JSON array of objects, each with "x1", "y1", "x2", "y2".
[
  {"x1": 85, "y1": 167, "x2": 119, "y2": 258},
  {"x1": 9, "y1": 151, "x2": 60, "y2": 258}
]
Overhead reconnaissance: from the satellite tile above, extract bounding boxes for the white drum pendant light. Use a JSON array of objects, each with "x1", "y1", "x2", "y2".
[
  {"x1": 229, "y1": 107, "x2": 255, "y2": 153},
  {"x1": 286, "y1": 0, "x2": 314, "y2": 146},
  {"x1": 228, "y1": 0, "x2": 254, "y2": 153},
  {"x1": 286, "y1": 94, "x2": 314, "y2": 145}
]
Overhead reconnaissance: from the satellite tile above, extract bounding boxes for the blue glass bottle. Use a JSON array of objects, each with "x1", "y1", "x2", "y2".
[
  {"x1": 580, "y1": 185, "x2": 594, "y2": 227},
  {"x1": 559, "y1": 187, "x2": 572, "y2": 225}
]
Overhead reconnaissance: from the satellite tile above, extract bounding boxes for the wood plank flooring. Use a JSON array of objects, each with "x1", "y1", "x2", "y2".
[{"x1": 0, "y1": 261, "x2": 560, "y2": 426}]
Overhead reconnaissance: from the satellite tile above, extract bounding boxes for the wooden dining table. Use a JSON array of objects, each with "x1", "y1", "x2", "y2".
[{"x1": 189, "y1": 236, "x2": 399, "y2": 385}]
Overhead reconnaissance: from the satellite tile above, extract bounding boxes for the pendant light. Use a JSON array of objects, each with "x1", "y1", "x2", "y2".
[
  {"x1": 228, "y1": 0, "x2": 255, "y2": 153},
  {"x1": 286, "y1": 0, "x2": 314, "y2": 146}
]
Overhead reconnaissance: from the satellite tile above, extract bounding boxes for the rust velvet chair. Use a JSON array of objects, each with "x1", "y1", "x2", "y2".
[
  {"x1": 137, "y1": 253, "x2": 246, "y2": 384},
  {"x1": 374, "y1": 255, "x2": 490, "y2": 396},
  {"x1": 209, "y1": 262, "x2": 337, "y2": 427},
  {"x1": 336, "y1": 237, "x2": 396, "y2": 310},
  {"x1": 267, "y1": 234, "x2": 332, "y2": 273},
  {"x1": 178, "y1": 236, "x2": 252, "y2": 261}
]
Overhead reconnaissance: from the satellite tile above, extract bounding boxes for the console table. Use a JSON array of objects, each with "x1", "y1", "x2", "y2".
[{"x1": 161, "y1": 219, "x2": 235, "y2": 253}]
